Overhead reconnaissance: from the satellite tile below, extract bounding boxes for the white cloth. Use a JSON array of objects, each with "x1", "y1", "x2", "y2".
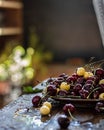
[{"x1": 93, "y1": 0, "x2": 104, "y2": 47}]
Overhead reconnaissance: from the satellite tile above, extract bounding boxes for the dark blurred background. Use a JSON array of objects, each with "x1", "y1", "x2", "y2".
[
  {"x1": 0, "y1": 0, "x2": 104, "y2": 108},
  {"x1": 23, "y1": 0, "x2": 104, "y2": 62}
]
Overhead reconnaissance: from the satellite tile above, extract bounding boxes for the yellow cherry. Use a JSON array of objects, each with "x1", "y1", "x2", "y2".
[
  {"x1": 43, "y1": 101, "x2": 52, "y2": 109},
  {"x1": 99, "y1": 79, "x2": 104, "y2": 84},
  {"x1": 99, "y1": 93, "x2": 104, "y2": 99},
  {"x1": 84, "y1": 72, "x2": 94, "y2": 79},
  {"x1": 40, "y1": 105, "x2": 50, "y2": 115},
  {"x1": 60, "y1": 82, "x2": 70, "y2": 91},
  {"x1": 77, "y1": 67, "x2": 85, "y2": 76}
]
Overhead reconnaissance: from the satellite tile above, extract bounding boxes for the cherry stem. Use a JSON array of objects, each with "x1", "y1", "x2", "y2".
[
  {"x1": 88, "y1": 59, "x2": 104, "y2": 66},
  {"x1": 84, "y1": 59, "x2": 104, "y2": 72},
  {"x1": 87, "y1": 87, "x2": 100, "y2": 99},
  {"x1": 68, "y1": 109, "x2": 77, "y2": 121},
  {"x1": 38, "y1": 92, "x2": 50, "y2": 106},
  {"x1": 51, "y1": 95, "x2": 81, "y2": 99}
]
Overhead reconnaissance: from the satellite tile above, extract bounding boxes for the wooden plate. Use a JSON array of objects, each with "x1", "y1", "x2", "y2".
[{"x1": 51, "y1": 97, "x2": 104, "y2": 108}]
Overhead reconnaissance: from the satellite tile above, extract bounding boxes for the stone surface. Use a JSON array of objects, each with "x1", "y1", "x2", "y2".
[{"x1": 0, "y1": 80, "x2": 104, "y2": 130}]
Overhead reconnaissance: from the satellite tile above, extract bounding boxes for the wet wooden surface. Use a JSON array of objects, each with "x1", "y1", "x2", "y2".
[{"x1": 0, "y1": 81, "x2": 104, "y2": 130}]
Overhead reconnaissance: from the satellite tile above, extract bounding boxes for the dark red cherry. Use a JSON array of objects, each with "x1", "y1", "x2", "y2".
[
  {"x1": 58, "y1": 90, "x2": 68, "y2": 96},
  {"x1": 72, "y1": 73, "x2": 80, "y2": 80},
  {"x1": 59, "y1": 73, "x2": 68, "y2": 79},
  {"x1": 99, "y1": 84, "x2": 104, "y2": 93},
  {"x1": 58, "y1": 115, "x2": 70, "y2": 129},
  {"x1": 66, "y1": 76, "x2": 76, "y2": 84},
  {"x1": 94, "y1": 76, "x2": 101, "y2": 85},
  {"x1": 93, "y1": 90, "x2": 100, "y2": 99},
  {"x1": 83, "y1": 84, "x2": 93, "y2": 92},
  {"x1": 85, "y1": 80, "x2": 94, "y2": 85},
  {"x1": 87, "y1": 76, "x2": 98, "y2": 86},
  {"x1": 95, "y1": 102, "x2": 104, "y2": 112},
  {"x1": 70, "y1": 91, "x2": 77, "y2": 96},
  {"x1": 76, "y1": 77, "x2": 85, "y2": 85},
  {"x1": 73, "y1": 83, "x2": 82, "y2": 93},
  {"x1": 51, "y1": 80, "x2": 59, "y2": 87},
  {"x1": 47, "y1": 85, "x2": 57, "y2": 96},
  {"x1": 87, "y1": 76, "x2": 95, "y2": 81},
  {"x1": 79, "y1": 89, "x2": 89, "y2": 99},
  {"x1": 32, "y1": 95, "x2": 41, "y2": 107},
  {"x1": 47, "y1": 78, "x2": 54, "y2": 83},
  {"x1": 95, "y1": 68, "x2": 104, "y2": 78},
  {"x1": 54, "y1": 77, "x2": 64, "y2": 85},
  {"x1": 63, "y1": 103, "x2": 75, "y2": 114}
]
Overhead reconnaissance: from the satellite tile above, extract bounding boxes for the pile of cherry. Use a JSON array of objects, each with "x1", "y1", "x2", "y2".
[{"x1": 32, "y1": 66, "x2": 104, "y2": 129}]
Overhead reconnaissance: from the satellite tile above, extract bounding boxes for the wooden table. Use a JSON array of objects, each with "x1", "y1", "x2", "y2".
[{"x1": 0, "y1": 80, "x2": 104, "y2": 130}]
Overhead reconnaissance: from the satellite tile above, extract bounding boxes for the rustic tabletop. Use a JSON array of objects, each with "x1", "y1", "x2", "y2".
[{"x1": 0, "y1": 80, "x2": 104, "y2": 130}]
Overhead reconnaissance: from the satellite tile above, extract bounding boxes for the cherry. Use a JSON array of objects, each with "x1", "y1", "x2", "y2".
[
  {"x1": 56, "y1": 77, "x2": 64, "y2": 83},
  {"x1": 58, "y1": 73, "x2": 68, "y2": 79},
  {"x1": 51, "y1": 80, "x2": 59, "y2": 87},
  {"x1": 94, "y1": 76, "x2": 101, "y2": 85},
  {"x1": 73, "y1": 83, "x2": 82, "y2": 93},
  {"x1": 47, "y1": 78, "x2": 54, "y2": 83},
  {"x1": 83, "y1": 84, "x2": 93, "y2": 92},
  {"x1": 48, "y1": 81, "x2": 59, "y2": 88},
  {"x1": 47, "y1": 85, "x2": 57, "y2": 96},
  {"x1": 76, "y1": 77, "x2": 85, "y2": 85},
  {"x1": 85, "y1": 80, "x2": 94, "y2": 85},
  {"x1": 52, "y1": 77, "x2": 64, "y2": 87},
  {"x1": 72, "y1": 73, "x2": 80, "y2": 80},
  {"x1": 57, "y1": 90, "x2": 68, "y2": 96},
  {"x1": 63, "y1": 103, "x2": 75, "y2": 114},
  {"x1": 87, "y1": 76, "x2": 98, "y2": 85},
  {"x1": 99, "y1": 93, "x2": 104, "y2": 99},
  {"x1": 93, "y1": 90, "x2": 100, "y2": 99},
  {"x1": 79, "y1": 89, "x2": 89, "y2": 99},
  {"x1": 70, "y1": 91, "x2": 77, "y2": 96},
  {"x1": 58, "y1": 115, "x2": 70, "y2": 129},
  {"x1": 32, "y1": 95, "x2": 41, "y2": 107},
  {"x1": 95, "y1": 68, "x2": 104, "y2": 78},
  {"x1": 95, "y1": 102, "x2": 104, "y2": 112},
  {"x1": 66, "y1": 76, "x2": 76, "y2": 84},
  {"x1": 87, "y1": 76, "x2": 95, "y2": 81},
  {"x1": 98, "y1": 84, "x2": 104, "y2": 93},
  {"x1": 99, "y1": 79, "x2": 104, "y2": 85}
]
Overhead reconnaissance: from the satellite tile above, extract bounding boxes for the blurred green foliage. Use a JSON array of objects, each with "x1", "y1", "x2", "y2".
[
  {"x1": 0, "y1": 27, "x2": 53, "y2": 86},
  {"x1": 0, "y1": 45, "x2": 35, "y2": 86}
]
